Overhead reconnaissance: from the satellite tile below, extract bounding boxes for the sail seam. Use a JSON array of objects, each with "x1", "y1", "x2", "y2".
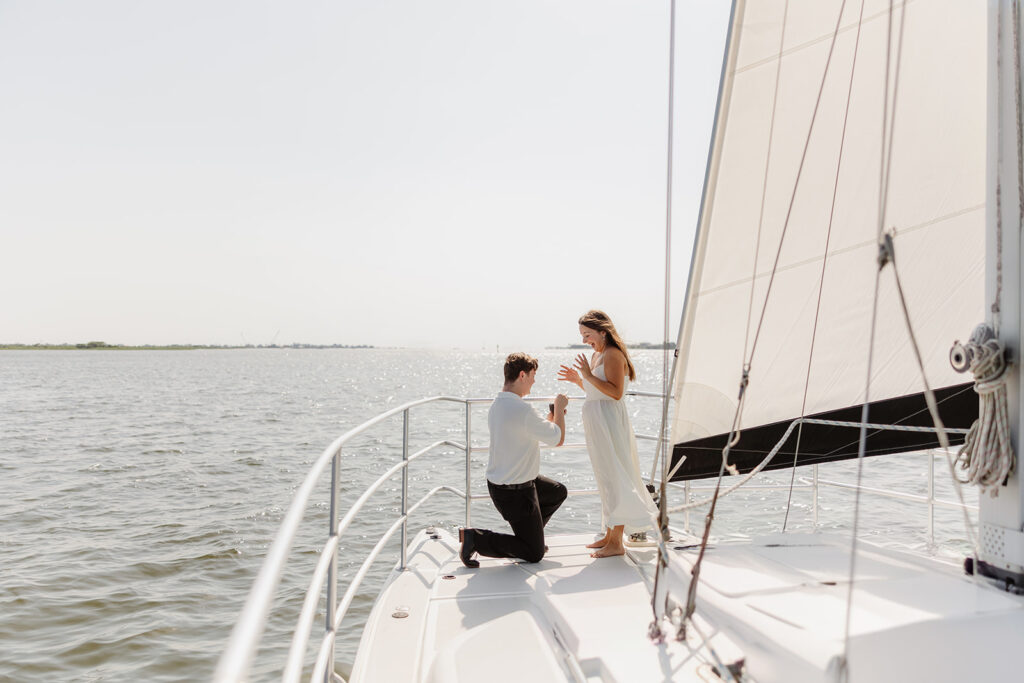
[
  {"x1": 694, "y1": 202, "x2": 984, "y2": 297},
  {"x1": 734, "y1": 0, "x2": 913, "y2": 75}
]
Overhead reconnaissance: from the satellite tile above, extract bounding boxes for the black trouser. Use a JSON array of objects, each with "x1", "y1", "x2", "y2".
[{"x1": 470, "y1": 475, "x2": 567, "y2": 563}]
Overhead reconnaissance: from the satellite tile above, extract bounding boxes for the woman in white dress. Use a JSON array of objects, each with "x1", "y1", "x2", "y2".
[{"x1": 558, "y1": 310, "x2": 658, "y2": 558}]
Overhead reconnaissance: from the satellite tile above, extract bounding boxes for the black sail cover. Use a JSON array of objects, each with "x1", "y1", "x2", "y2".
[
  {"x1": 669, "y1": 1, "x2": 986, "y2": 481},
  {"x1": 669, "y1": 383, "x2": 978, "y2": 481}
]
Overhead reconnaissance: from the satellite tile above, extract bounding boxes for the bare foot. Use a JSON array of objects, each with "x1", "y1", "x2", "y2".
[
  {"x1": 590, "y1": 543, "x2": 625, "y2": 558},
  {"x1": 586, "y1": 536, "x2": 608, "y2": 549}
]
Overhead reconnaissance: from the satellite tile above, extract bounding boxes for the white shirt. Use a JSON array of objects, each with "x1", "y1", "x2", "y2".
[{"x1": 486, "y1": 391, "x2": 562, "y2": 485}]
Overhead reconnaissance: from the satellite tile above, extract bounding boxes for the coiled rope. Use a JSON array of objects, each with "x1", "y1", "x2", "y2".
[{"x1": 955, "y1": 331, "x2": 1015, "y2": 496}]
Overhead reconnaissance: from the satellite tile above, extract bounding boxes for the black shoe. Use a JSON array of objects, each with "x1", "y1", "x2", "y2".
[{"x1": 459, "y1": 528, "x2": 480, "y2": 568}]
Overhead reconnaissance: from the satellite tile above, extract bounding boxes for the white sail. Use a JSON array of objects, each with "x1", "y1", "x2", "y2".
[{"x1": 671, "y1": 0, "x2": 986, "y2": 462}]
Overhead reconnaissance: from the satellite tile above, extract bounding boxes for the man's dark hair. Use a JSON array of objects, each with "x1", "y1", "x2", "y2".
[{"x1": 503, "y1": 352, "x2": 539, "y2": 383}]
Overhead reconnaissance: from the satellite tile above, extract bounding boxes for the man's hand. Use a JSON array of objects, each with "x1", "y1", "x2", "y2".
[{"x1": 552, "y1": 394, "x2": 568, "y2": 447}]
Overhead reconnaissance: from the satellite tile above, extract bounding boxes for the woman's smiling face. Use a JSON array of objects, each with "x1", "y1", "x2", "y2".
[{"x1": 579, "y1": 325, "x2": 604, "y2": 351}]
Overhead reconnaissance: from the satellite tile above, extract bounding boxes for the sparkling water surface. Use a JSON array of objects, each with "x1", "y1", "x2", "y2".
[{"x1": 0, "y1": 349, "x2": 978, "y2": 681}]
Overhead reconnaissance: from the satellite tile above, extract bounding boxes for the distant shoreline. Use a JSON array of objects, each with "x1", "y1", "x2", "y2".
[
  {"x1": 2, "y1": 342, "x2": 675, "y2": 351},
  {"x1": 0, "y1": 343, "x2": 376, "y2": 351},
  {"x1": 546, "y1": 342, "x2": 676, "y2": 350}
]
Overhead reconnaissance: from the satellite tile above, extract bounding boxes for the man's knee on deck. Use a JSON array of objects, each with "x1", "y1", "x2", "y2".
[{"x1": 522, "y1": 542, "x2": 545, "y2": 564}]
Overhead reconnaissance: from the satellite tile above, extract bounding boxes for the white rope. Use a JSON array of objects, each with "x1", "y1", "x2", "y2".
[
  {"x1": 668, "y1": 415, "x2": 789, "y2": 513},
  {"x1": 955, "y1": 332, "x2": 1015, "y2": 497},
  {"x1": 665, "y1": 418, "x2": 966, "y2": 514}
]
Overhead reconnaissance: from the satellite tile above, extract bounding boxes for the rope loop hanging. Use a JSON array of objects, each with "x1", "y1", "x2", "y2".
[{"x1": 951, "y1": 324, "x2": 1015, "y2": 496}]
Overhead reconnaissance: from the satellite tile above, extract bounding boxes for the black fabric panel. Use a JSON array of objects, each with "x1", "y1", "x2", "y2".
[{"x1": 669, "y1": 382, "x2": 978, "y2": 482}]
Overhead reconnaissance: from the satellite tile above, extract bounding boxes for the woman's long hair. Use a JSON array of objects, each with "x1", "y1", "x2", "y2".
[{"x1": 578, "y1": 310, "x2": 636, "y2": 381}]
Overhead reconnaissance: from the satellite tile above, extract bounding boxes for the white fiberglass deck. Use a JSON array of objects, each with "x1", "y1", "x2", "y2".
[
  {"x1": 349, "y1": 530, "x2": 733, "y2": 683},
  {"x1": 351, "y1": 529, "x2": 1024, "y2": 683},
  {"x1": 669, "y1": 534, "x2": 1024, "y2": 683}
]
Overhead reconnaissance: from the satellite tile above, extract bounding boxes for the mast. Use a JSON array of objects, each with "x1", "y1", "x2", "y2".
[{"x1": 982, "y1": 0, "x2": 1024, "y2": 581}]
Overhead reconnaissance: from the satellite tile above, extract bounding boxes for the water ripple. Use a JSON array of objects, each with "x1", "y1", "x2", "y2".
[{"x1": 0, "y1": 349, "x2": 978, "y2": 681}]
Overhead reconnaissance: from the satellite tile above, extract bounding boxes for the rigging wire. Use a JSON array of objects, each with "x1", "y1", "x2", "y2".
[
  {"x1": 747, "y1": 0, "x2": 850, "y2": 362},
  {"x1": 741, "y1": 0, "x2": 791, "y2": 370},
  {"x1": 648, "y1": 0, "x2": 678, "y2": 640},
  {"x1": 783, "y1": 0, "x2": 869, "y2": 532},
  {"x1": 888, "y1": 242, "x2": 980, "y2": 554},
  {"x1": 841, "y1": 0, "x2": 905, "y2": 673},
  {"x1": 678, "y1": 0, "x2": 850, "y2": 639},
  {"x1": 680, "y1": 0, "x2": 795, "y2": 631}
]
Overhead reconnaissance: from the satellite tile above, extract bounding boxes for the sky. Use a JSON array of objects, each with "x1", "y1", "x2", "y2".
[{"x1": 0, "y1": 0, "x2": 731, "y2": 349}]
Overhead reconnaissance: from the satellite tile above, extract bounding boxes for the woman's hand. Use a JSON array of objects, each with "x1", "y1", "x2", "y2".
[
  {"x1": 557, "y1": 364, "x2": 582, "y2": 388},
  {"x1": 573, "y1": 353, "x2": 594, "y2": 381}
]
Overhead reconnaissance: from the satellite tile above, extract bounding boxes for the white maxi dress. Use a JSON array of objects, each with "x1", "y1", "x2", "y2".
[{"x1": 582, "y1": 364, "x2": 658, "y2": 532}]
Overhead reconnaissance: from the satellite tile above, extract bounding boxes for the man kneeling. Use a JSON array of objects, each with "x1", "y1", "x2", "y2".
[{"x1": 460, "y1": 353, "x2": 568, "y2": 567}]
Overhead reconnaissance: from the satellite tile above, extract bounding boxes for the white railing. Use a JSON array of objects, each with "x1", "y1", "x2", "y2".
[
  {"x1": 214, "y1": 395, "x2": 469, "y2": 683},
  {"x1": 215, "y1": 395, "x2": 977, "y2": 683},
  {"x1": 214, "y1": 392, "x2": 608, "y2": 683}
]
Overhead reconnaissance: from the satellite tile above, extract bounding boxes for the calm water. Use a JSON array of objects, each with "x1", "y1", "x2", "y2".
[{"x1": 0, "y1": 349, "x2": 978, "y2": 681}]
